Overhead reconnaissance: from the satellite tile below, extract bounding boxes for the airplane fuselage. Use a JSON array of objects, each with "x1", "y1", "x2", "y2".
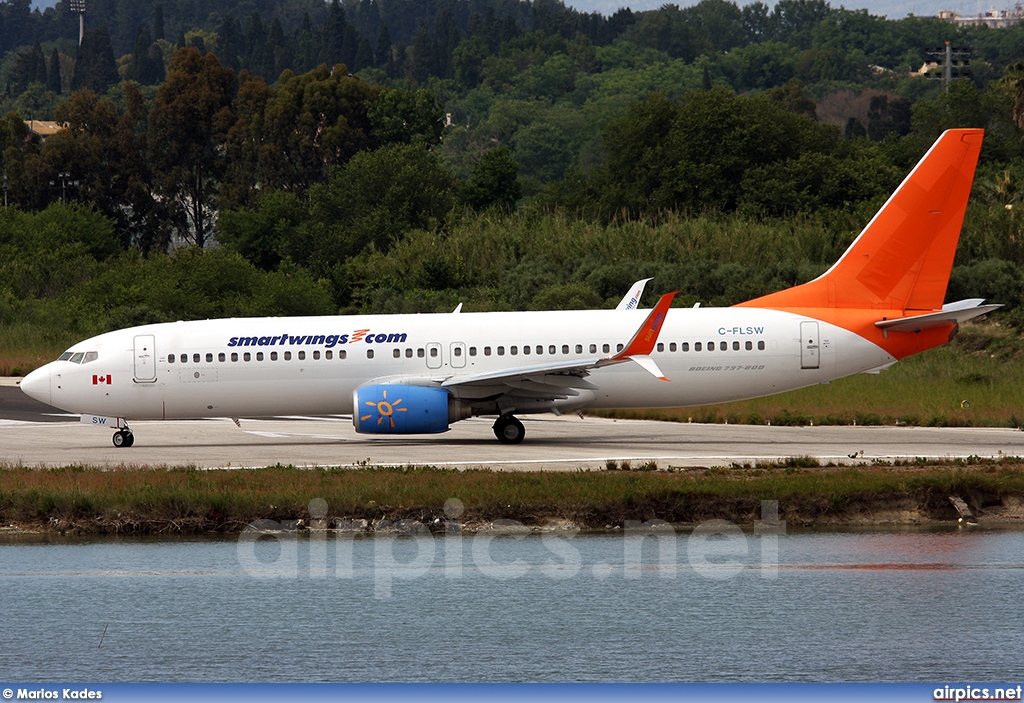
[{"x1": 26, "y1": 307, "x2": 892, "y2": 421}]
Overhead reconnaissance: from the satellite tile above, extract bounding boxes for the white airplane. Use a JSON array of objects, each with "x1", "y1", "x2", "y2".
[{"x1": 21, "y1": 129, "x2": 998, "y2": 447}]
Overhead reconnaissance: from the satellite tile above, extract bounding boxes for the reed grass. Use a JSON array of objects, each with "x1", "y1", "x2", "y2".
[{"x1": 2, "y1": 462, "x2": 1022, "y2": 533}]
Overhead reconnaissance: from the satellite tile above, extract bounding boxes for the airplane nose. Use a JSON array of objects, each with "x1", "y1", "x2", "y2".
[{"x1": 20, "y1": 364, "x2": 51, "y2": 405}]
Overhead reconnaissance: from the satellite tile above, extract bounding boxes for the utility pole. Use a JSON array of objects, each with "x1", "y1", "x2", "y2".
[
  {"x1": 926, "y1": 40, "x2": 971, "y2": 91},
  {"x1": 69, "y1": 0, "x2": 86, "y2": 45},
  {"x1": 50, "y1": 171, "x2": 78, "y2": 203}
]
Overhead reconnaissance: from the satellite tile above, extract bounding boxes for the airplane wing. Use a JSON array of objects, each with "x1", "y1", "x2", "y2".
[
  {"x1": 441, "y1": 292, "x2": 677, "y2": 402},
  {"x1": 616, "y1": 278, "x2": 653, "y2": 310}
]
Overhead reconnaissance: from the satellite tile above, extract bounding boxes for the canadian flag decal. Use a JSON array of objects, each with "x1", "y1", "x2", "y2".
[{"x1": 92, "y1": 374, "x2": 112, "y2": 385}]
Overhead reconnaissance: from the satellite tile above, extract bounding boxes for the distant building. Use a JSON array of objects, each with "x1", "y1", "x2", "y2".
[
  {"x1": 24, "y1": 120, "x2": 65, "y2": 140},
  {"x1": 937, "y1": 4, "x2": 1024, "y2": 27}
]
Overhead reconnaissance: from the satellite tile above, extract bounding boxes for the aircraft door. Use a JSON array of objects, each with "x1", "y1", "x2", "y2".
[
  {"x1": 800, "y1": 321, "x2": 820, "y2": 370},
  {"x1": 426, "y1": 342, "x2": 442, "y2": 369},
  {"x1": 133, "y1": 334, "x2": 157, "y2": 382},
  {"x1": 450, "y1": 342, "x2": 466, "y2": 368}
]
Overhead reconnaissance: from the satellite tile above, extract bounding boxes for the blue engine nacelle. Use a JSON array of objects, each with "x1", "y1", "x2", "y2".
[{"x1": 353, "y1": 384, "x2": 470, "y2": 434}]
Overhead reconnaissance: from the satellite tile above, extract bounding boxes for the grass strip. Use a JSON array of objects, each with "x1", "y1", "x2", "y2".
[{"x1": 2, "y1": 461, "x2": 1023, "y2": 534}]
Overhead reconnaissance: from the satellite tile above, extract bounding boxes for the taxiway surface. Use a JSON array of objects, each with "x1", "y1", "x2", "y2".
[{"x1": 3, "y1": 379, "x2": 1022, "y2": 470}]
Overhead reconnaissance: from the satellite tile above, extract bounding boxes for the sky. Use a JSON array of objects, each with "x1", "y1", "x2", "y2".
[{"x1": 28, "y1": 0, "x2": 1001, "y2": 22}]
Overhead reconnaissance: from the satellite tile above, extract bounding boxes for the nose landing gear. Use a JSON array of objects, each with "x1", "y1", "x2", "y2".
[{"x1": 493, "y1": 414, "x2": 525, "y2": 444}]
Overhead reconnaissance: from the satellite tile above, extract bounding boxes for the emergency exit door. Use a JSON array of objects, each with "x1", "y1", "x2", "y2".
[
  {"x1": 800, "y1": 321, "x2": 820, "y2": 370},
  {"x1": 133, "y1": 334, "x2": 157, "y2": 382}
]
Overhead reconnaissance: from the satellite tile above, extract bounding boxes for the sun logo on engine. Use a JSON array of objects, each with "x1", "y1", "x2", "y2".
[{"x1": 361, "y1": 389, "x2": 407, "y2": 429}]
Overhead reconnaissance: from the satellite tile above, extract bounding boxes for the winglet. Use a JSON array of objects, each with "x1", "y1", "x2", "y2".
[
  {"x1": 598, "y1": 291, "x2": 677, "y2": 380},
  {"x1": 616, "y1": 278, "x2": 653, "y2": 310},
  {"x1": 616, "y1": 291, "x2": 677, "y2": 358}
]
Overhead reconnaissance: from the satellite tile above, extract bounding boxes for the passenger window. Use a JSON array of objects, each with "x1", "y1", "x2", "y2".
[
  {"x1": 256, "y1": 352, "x2": 264, "y2": 361},
  {"x1": 168, "y1": 354, "x2": 176, "y2": 363},
  {"x1": 405, "y1": 349, "x2": 413, "y2": 358},
  {"x1": 745, "y1": 341, "x2": 752, "y2": 351},
  {"x1": 589, "y1": 344, "x2": 597, "y2": 354},
  {"x1": 243, "y1": 352, "x2": 251, "y2": 361},
  {"x1": 313, "y1": 350, "x2": 320, "y2": 360},
  {"x1": 430, "y1": 348, "x2": 438, "y2": 358},
  {"x1": 454, "y1": 347, "x2": 462, "y2": 357},
  {"x1": 733, "y1": 341, "x2": 740, "y2": 351},
  {"x1": 656, "y1": 343, "x2": 664, "y2": 352},
  {"x1": 758, "y1": 341, "x2": 765, "y2": 350},
  {"x1": 59, "y1": 352, "x2": 73, "y2": 361},
  {"x1": 192, "y1": 353, "x2": 200, "y2": 363},
  {"x1": 511, "y1": 346, "x2": 518, "y2": 355},
  {"x1": 669, "y1": 343, "x2": 677, "y2": 352},
  {"x1": 339, "y1": 350, "x2": 347, "y2": 359},
  {"x1": 484, "y1": 347, "x2": 492, "y2": 356},
  {"x1": 219, "y1": 352, "x2": 226, "y2": 362},
  {"x1": 707, "y1": 342, "x2": 714, "y2": 352},
  {"x1": 393, "y1": 349, "x2": 401, "y2": 358},
  {"x1": 576, "y1": 345, "x2": 583, "y2": 354},
  {"x1": 271, "y1": 352, "x2": 278, "y2": 361},
  {"x1": 231, "y1": 353, "x2": 238, "y2": 362},
  {"x1": 523, "y1": 346, "x2": 531, "y2": 355},
  {"x1": 205, "y1": 353, "x2": 213, "y2": 362},
  {"x1": 284, "y1": 351, "x2": 291, "y2": 361},
  {"x1": 325, "y1": 351, "x2": 332, "y2": 360},
  {"x1": 695, "y1": 342, "x2": 702, "y2": 352},
  {"x1": 298, "y1": 351, "x2": 306, "y2": 360},
  {"x1": 367, "y1": 349, "x2": 374, "y2": 359},
  {"x1": 681, "y1": 342, "x2": 689, "y2": 352},
  {"x1": 602, "y1": 344, "x2": 610, "y2": 353},
  {"x1": 418, "y1": 348, "x2": 425, "y2": 358},
  {"x1": 616, "y1": 343, "x2": 624, "y2": 352},
  {"x1": 469, "y1": 347, "x2": 477, "y2": 356},
  {"x1": 549, "y1": 345, "x2": 556, "y2": 355},
  {"x1": 497, "y1": 346, "x2": 505, "y2": 356}
]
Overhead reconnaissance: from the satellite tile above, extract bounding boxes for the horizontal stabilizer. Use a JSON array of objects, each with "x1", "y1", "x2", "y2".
[{"x1": 875, "y1": 299, "x2": 1001, "y2": 333}]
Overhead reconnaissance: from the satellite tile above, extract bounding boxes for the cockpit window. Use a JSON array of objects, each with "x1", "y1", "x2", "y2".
[
  {"x1": 82, "y1": 352, "x2": 98, "y2": 364},
  {"x1": 69, "y1": 352, "x2": 85, "y2": 364},
  {"x1": 59, "y1": 352, "x2": 73, "y2": 361}
]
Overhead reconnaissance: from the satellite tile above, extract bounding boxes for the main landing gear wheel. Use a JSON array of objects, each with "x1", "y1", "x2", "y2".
[
  {"x1": 112, "y1": 429, "x2": 135, "y2": 448},
  {"x1": 493, "y1": 415, "x2": 525, "y2": 444}
]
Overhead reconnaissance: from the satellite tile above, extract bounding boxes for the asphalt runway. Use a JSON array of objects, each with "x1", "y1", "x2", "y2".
[{"x1": 2, "y1": 380, "x2": 1023, "y2": 470}]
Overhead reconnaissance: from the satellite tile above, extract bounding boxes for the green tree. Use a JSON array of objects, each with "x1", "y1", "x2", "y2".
[
  {"x1": 148, "y1": 48, "x2": 237, "y2": 248},
  {"x1": 460, "y1": 146, "x2": 521, "y2": 210},
  {"x1": 46, "y1": 85, "x2": 169, "y2": 250},
  {"x1": 367, "y1": 86, "x2": 444, "y2": 147},
  {"x1": 71, "y1": 27, "x2": 119, "y2": 94},
  {"x1": 47, "y1": 48, "x2": 62, "y2": 94},
  {"x1": 297, "y1": 143, "x2": 455, "y2": 275},
  {"x1": 595, "y1": 89, "x2": 838, "y2": 215},
  {"x1": 252, "y1": 64, "x2": 379, "y2": 194},
  {"x1": 218, "y1": 189, "x2": 306, "y2": 271}
]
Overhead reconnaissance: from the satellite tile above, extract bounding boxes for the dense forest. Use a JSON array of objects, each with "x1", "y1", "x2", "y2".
[{"x1": 2, "y1": 0, "x2": 1024, "y2": 374}]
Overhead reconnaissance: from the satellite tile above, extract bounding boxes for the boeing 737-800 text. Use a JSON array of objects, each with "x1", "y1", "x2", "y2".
[{"x1": 20, "y1": 129, "x2": 997, "y2": 446}]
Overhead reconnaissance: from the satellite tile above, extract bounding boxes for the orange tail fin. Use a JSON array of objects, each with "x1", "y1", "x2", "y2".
[{"x1": 737, "y1": 128, "x2": 983, "y2": 313}]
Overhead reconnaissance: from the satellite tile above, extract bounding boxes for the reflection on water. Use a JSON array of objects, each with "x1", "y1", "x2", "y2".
[{"x1": 1, "y1": 528, "x2": 1023, "y2": 682}]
